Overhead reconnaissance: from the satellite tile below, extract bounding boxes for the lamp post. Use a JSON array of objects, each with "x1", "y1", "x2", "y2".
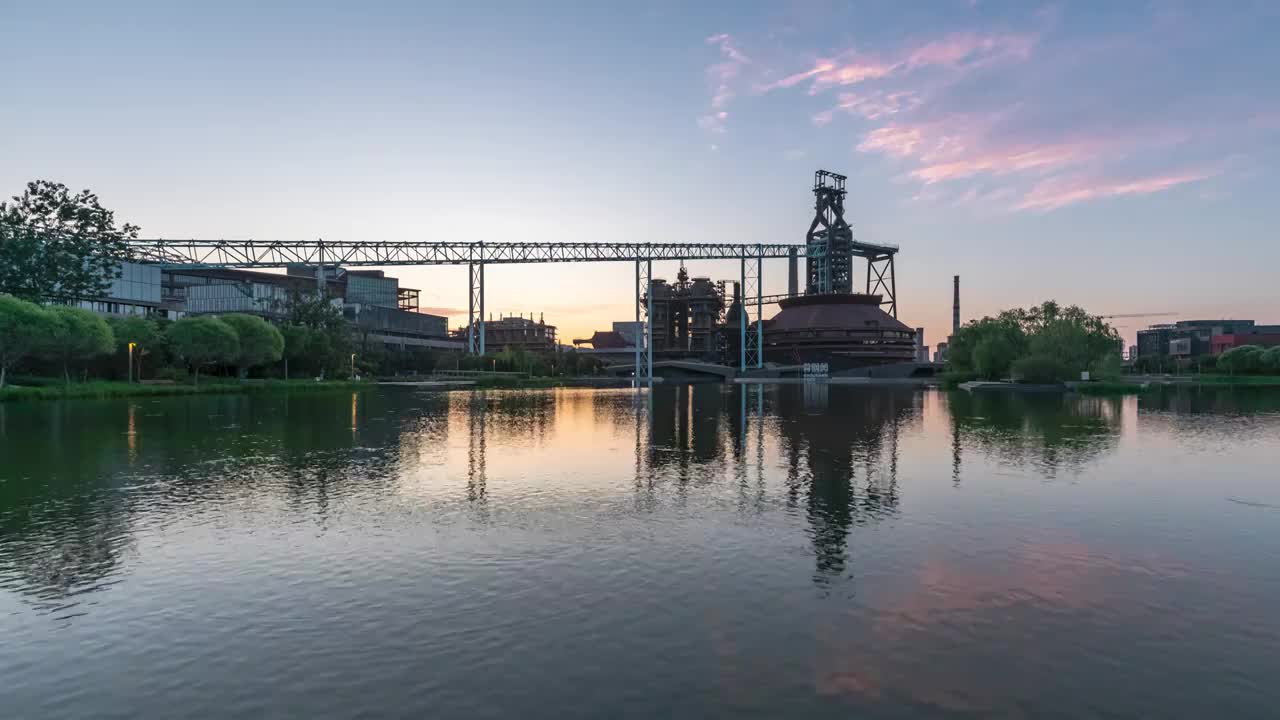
[
  {"x1": 128, "y1": 343, "x2": 137, "y2": 384},
  {"x1": 350, "y1": 353, "x2": 357, "y2": 379}
]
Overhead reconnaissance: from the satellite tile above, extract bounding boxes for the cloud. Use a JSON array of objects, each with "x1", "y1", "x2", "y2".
[
  {"x1": 755, "y1": 32, "x2": 1034, "y2": 97},
  {"x1": 835, "y1": 91, "x2": 921, "y2": 120},
  {"x1": 1015, "y1": 170, "x2": 1216, "y2": 211},
  {"x1": 857, "y1": 125, "x2": 925, "y2": 158},
  {"x1": 904, "y1": 32, "x2": 1034, "y2": 70},
  {"x1": 701, "y1": 29, "x2": 1033, "y2": 137},
  {"x1": 910, "y1": 139, "x2": 1102, "y2": 184},
  {"x1": 699, "y1": 33, "x2": 751, "y2": 133},
  {"x1": 698, "y1": 14, "x2": 1260, "y2": 212},
  {"x1": 855, "y1": 111, "x2": 1193, "y2": 202}
]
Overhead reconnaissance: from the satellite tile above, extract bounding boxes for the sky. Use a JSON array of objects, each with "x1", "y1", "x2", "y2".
[{"x1": 3, "y1": 0, "x2": 1279, "y2": 346}]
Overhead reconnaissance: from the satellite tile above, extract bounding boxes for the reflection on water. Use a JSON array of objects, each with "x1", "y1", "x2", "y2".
[
  {"x1": 945, "y1": 391, "x2": 1124, "y2": 478},
  {"x1": 3, "y1": 386, "x2": 1280, "y2": 718}
]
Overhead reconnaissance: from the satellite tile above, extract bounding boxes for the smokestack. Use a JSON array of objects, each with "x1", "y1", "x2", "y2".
[{"x1": 952, "y1": 275, "x2": 960, "y2": 336}]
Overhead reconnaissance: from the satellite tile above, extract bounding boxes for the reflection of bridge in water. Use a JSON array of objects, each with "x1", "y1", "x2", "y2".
[
  {"x1": 470, "y1": 385, "x2": 917, "y2": 586},
  {"x1": 457, "y1": 385, "x2": 914, "y2": 584}
]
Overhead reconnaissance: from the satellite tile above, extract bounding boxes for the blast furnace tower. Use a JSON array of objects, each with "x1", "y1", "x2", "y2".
[{"x1": 805, "y1": 170, "x2": 853, "y2": 295}]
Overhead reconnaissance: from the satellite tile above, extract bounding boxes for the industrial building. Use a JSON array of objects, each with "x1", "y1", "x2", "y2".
[
  {"x1": 82, "y1": 262, "x2": 457, "y2": 350},
  {"x1": 1136, "y1": 319, "x2": 1280, "y2": 359},
  {"x1": 644, "y1": 267, "x2": 725, "y2": 356},
  {"x1": 101, "y1": 167, "x2": 935, "y2": 377},
  {"x1": 455, "y1": 313, "x2": 558, "y2": 353},
  {"x1": 74, "y1": 261, "x2": 163, "y2": 317},
  {"x1": 581, "y1": 170, "x2": 921, "y2": 374}
]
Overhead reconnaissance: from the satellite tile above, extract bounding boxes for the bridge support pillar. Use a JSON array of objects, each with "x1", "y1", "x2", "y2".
[
  {"x1": 634, "y1": 259, "x2": 652, "y2": 386},
  {"x1": 468, "y1": 254, "x2": 485, "y2": 355},
  {"x1": 741, "y1": 253, "x2": 763, "y2": 371}
]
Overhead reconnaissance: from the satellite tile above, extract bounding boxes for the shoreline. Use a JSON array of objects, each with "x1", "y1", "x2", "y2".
[
  {"x1": 0, "y1": 375, "x2": 638, "y2": 402},
  {"x1": 0, "y1": 379, "x2": 370, "y2": 402}
]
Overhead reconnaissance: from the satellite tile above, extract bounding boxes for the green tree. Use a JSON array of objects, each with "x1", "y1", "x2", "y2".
[
  {"x1": 948, "y1": 314, "x2": 1027, "y2": 380},
  {"x1": 1262, "y1": 346, "x2": 1280, "y2": 374},
  {"x1": 1218, "y1": 345, "x2": 1266, "y2": 375},
  {"x1": 1010, "y1": 353, "x2": 1068, "y2": 384},
  {"x1": 107, "y1": 315, "x2": 159, "y2": 382},
  {"x1": 107, "y1": 315, "x2": 159, "y2": 351},
  {"x1": 0, "y1": 181, "x2": 138, "y2": 301},
  {"x1": 167, "y1": 316, "x2": 239, "y2": 385},
  {"x1": 947, "y1": 301, "x2": 1121, "y2": 383},
  {"x1": 279, "y1": 323, "x2": 310, "y2": 379},
  {"x1": 219, "y1": 314, "x2": 285, "y2": 378},
  {"x1": 0, "y1": 294, "x2": 54, "y2": 388},
  {"x1": 285, "y1": 291, "x2": 350, "y2": 378},
  {"x1": 41, "y1": 305, "x2": 115, "y2": 384}
]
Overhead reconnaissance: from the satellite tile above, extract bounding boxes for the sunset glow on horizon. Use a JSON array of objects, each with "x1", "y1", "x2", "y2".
[{"x1": 3, "y1": 1, "x2": 1277, "y2": 345}]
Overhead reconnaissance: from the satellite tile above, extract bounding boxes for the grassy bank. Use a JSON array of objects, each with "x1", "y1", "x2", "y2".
[
  {"x1": 0, "y1": 379, "x2": 370, "y2": 403},
  {"x1": 1073, "y1": 382, "x2": 1151, "y2": 395},
  {"x1": 1184, "y1": 374, "x2": 1280, "y2": 386}
]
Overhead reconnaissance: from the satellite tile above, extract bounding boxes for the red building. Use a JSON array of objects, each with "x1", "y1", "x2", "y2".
[{"x1": 1211, "y1": 334, "x2": 1280, "y2": 355}]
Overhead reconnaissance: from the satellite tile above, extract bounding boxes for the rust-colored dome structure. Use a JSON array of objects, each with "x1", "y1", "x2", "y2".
[{"x1": 763, "y1": 293, "x2": 916, "y2": 369}]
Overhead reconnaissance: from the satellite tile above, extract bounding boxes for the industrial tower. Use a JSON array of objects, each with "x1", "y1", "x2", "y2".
[{"x1": 805, "y1": 170, "x2": 853, "y2": 295}]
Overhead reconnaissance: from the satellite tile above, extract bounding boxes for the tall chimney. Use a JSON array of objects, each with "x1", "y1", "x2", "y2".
[{"x1": 952, "y1": 275, "x2": 960, "y2": 336}]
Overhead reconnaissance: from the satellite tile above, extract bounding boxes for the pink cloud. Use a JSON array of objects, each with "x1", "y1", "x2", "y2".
[
  {"x1": 857, "y1": 126, "x2": 924, "y2": 157},
  {"x1": 853, "y1": 112, "x2": 1211, "y2": 211},
  {"x1": 700, "y1": 30, "x2": 1035, "y2": 136},
  {"x1": 904, "y1": 32, "x2": 1034, "y2": 70},
  {"x1": 754, "y1": 32, "x2": 1035, "y2": 98},
  {"x1": 1016, "y1": 170, "x2": 1216, "y2": 211},
  {"x1": 806, "y1": 55, "x2": 898, "y2": 94},
  {"x1": 755, "y1": 62, "x2": 836, "y2": 92},
  {"x1": 911, "y1": 141, "x2": 1100, "y2": 183},
  {"x1": 829, "y1": 90, "x2": 921, "y2": 121},
  {"x1": 699, "y1": 33, "x2": 751, "y2": 132}
]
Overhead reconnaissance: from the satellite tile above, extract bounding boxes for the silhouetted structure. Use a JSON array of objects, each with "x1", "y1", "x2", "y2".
[
  {"x1": 644, "y1": 266, "x2": 725, "y2": 356},
  {"x1": 457, "y1": 313, "x2": 558, "y2": 353}
]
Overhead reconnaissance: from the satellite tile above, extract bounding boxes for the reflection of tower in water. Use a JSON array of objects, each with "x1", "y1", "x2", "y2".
[
  {"x1": 634, "y1": 385, "x2": 912, "y2": 586},
  {"x1": 775, "y1": 387, "x2": 912, "y2": 585}
]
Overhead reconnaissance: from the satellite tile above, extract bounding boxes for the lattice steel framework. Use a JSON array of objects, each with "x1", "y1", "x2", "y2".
[
  {"x1": 127, "y1": 239, "x2": 811, "y2": 267},
  {"x1": 634, "y1": 259, "x2": 654, "y2": 386},
  {"x1": 128, "y1": 224, "x2": 899, "y2": 371},
  {"x1": 740, "y1": 255, "x2": 763, "y2": 371},
  {"x1": 468, "y1": 247, "x2": 485, "y2": 354},
  {"x1": 798, "y1": 171, "x2": 900, "y2": 315},
  {"x1": 867, "y1": 252, "x2": 898, "y2": 318},
  {"x1": 806, "y1": 170, "x2": 853, "y2": 295}
]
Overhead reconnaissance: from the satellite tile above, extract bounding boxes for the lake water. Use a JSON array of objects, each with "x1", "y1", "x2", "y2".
[{"x1": 2, "y1": 385, "x2": 1279, "y2": 718}]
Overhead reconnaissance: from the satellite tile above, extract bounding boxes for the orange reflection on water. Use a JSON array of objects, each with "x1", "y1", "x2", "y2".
[{"x1": 126, "y1": 402, "x2": 137, "y2": 463}]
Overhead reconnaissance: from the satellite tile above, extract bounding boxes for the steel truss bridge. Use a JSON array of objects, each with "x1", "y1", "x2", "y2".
[{"x1": 127, "y1": 238, "x2": 899, "y2": 384}]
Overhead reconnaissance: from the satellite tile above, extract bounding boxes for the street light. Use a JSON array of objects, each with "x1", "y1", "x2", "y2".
[
  {"x1": 350, "y1": 353, "x2": 357, "y2": 380},
  {"x1": 128, "y1": 343, "x2": 137, "y2": 384}
]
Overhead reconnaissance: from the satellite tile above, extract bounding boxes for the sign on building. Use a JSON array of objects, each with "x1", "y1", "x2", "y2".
[{"x1": 803, "y1": 362, "x2": 829, "y2": 381}]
